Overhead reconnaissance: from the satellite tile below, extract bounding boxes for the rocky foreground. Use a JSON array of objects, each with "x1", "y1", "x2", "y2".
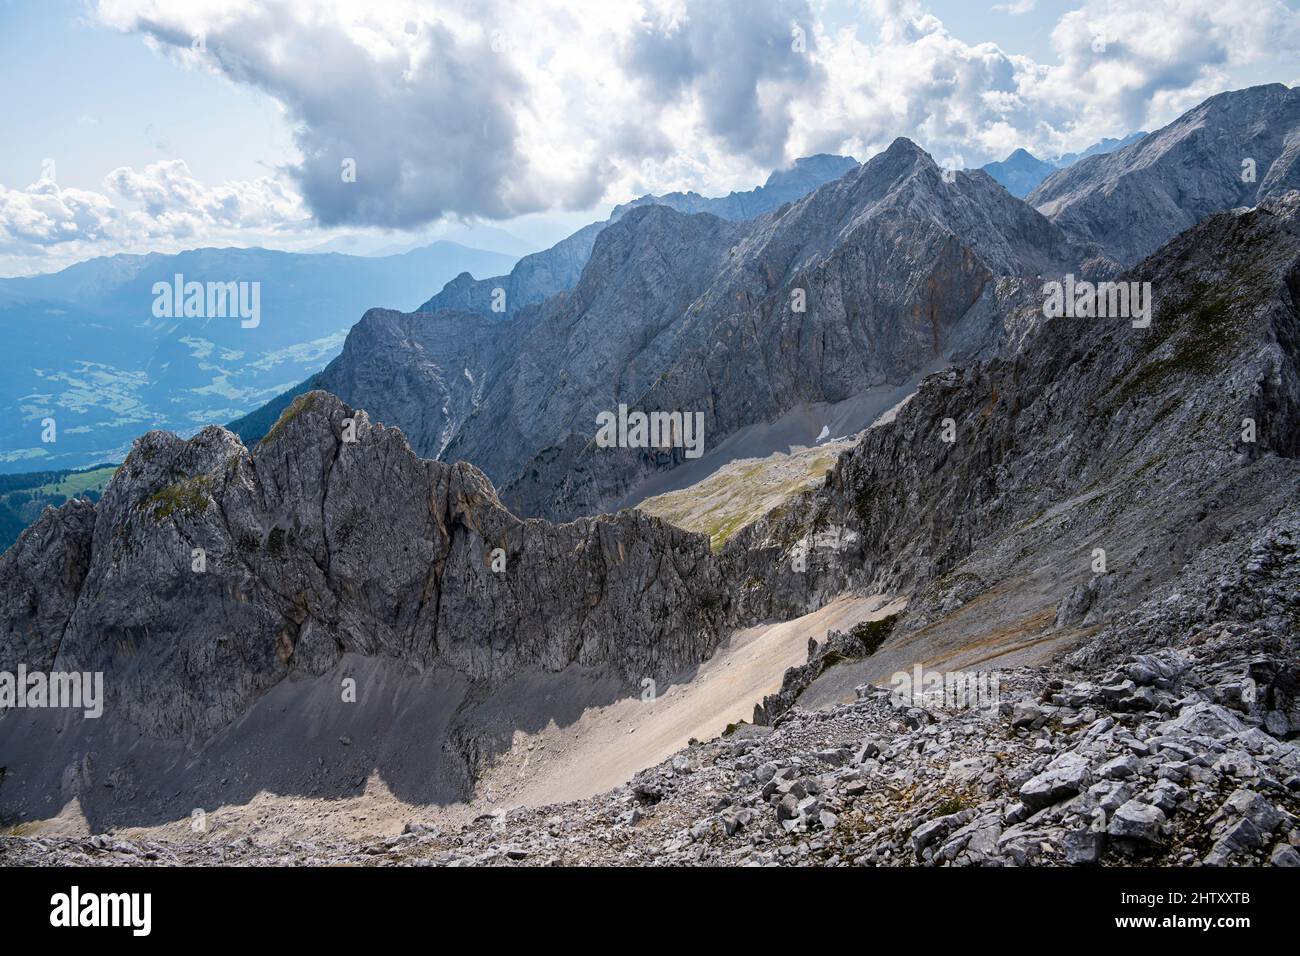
[{"x1": 5, "y1": 616, "x2": 1297, "y2": 867}]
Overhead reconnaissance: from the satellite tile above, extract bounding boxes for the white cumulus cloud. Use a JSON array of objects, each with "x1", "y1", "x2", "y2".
[
  {"x1": 11, "y1": 0, "x2": 1297, "y2": 258},
  {"x1": 0, "y1": 161, "x2": 309, "y2": 273}
]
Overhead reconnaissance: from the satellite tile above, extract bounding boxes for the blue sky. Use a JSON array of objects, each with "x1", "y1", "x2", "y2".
[
  {"x1": 1, "y1": 0, "x2": 1297, "y2": 276},
  {"x1": 0, "y1": 2, "x2": 292, "y2": 190}
]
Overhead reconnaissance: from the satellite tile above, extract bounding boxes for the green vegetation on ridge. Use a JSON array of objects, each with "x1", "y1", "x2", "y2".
[{"x1": 0, "y1": 463, "x2": 117, "y2": 554}]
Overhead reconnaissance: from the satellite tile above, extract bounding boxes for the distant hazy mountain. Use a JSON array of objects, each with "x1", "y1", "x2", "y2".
[
  {"x1": 1054, "y1": 131, "x2": 1147, "y2": 167},
  {"x1": 388, "y1": 225, "x2": 537, "y2": 258},
  {"x1": 0, "y1": 241, "x2": 516, "y2": 473},
  {"x1": 1029, "y1": 83, "x2": 1300, "y2": 264},
  {"x1": 981, "y1": 149, "x2": 1059, "y2": 198},
  {"x1": 416, "y1": 154, "x2": 858, "y2": 319},
  {"x1": 304, "y1": 225, "x2": 537, "y2": 259},
  {"x1": 418, "y1": 221, "x2": 606, "y2": 319},
  {"x1": 980, "y1": 133, "x2": 1147, "y2": 198},
  {"x1": 610, "y1": 153, "x2": 860, "y2": 220}
]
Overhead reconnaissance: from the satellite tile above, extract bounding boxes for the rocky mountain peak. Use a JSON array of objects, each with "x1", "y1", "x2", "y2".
[
  {"x1": 1029, "y1": 83, "x2": 1300, "y2": 264},
  {"x1": 0, "y1": 387, "x2": 731, "y2": 750}
]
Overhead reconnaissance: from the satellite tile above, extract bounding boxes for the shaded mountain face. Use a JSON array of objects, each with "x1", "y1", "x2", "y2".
[
  {"x1": 0, "y1": 389, "x2": 728, "y2": 741},
  {"x1": 280, "y1": 138, "x2": 1079, "y2": 524},
  {"x1": 1029, "y1": 84, "x2": 1300, "y2": 265},
  {"x1": 0, "y1": 242, "x2": 517, "y2": 474},
  {"x1": 0, "y1": 389, "x2": 727, "y2": 826},
  {"x1": 312, "y1": 309, "x2": 508, "y2": 461},
  {"x1": 415, "y1": 155, "x2": 858, "y2": 321}
]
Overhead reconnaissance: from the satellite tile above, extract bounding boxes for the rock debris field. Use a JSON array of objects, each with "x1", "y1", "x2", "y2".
[{"x1": 5, "y1": 628, "x2": 1297, "y2": 867}]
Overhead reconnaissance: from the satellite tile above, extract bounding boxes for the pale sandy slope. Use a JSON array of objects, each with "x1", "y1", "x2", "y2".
[
  {"x1": 459, "y1": 592, "x2": 905, "y2": 816},
  {"x1": 64, "y1": 592, "x2": 900, "y2": 845}
]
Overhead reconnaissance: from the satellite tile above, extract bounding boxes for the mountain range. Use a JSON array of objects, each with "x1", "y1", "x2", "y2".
[
  {"x1": 227, "y1": 152, "x2": 862, "y2": 452},
  {"x1": 0, "y1": 152, "x2": 862, "y2": 552},
  {"x1": 235, "y1": 139, "x2": 1076, "y2": 522},
  {"x1": 2, "y1": 84, "x2": 1299, "y2": 868},
  {"x1": 232, "y1": 88, "x2": 1299, "y2": 525}
]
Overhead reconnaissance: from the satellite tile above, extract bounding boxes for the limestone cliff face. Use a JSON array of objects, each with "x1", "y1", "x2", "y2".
[
  {"x1": 0, "y1": 497, "x2": 95, "y2": 675},
  {"x1": 0, "y1": 391, "x2": 727, "y2": 741},
  {"x1": 314, "y1": 308, "x2": 507, "y2": 461}
]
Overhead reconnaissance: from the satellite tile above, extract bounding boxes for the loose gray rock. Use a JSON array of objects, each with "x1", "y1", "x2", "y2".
[
  {"x1": 1107, "y1": 800, "x2": 1167, "y2": 842},
  {"x1": 1020, "y1": 753, "x2": 1092, "y2": 809}
]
